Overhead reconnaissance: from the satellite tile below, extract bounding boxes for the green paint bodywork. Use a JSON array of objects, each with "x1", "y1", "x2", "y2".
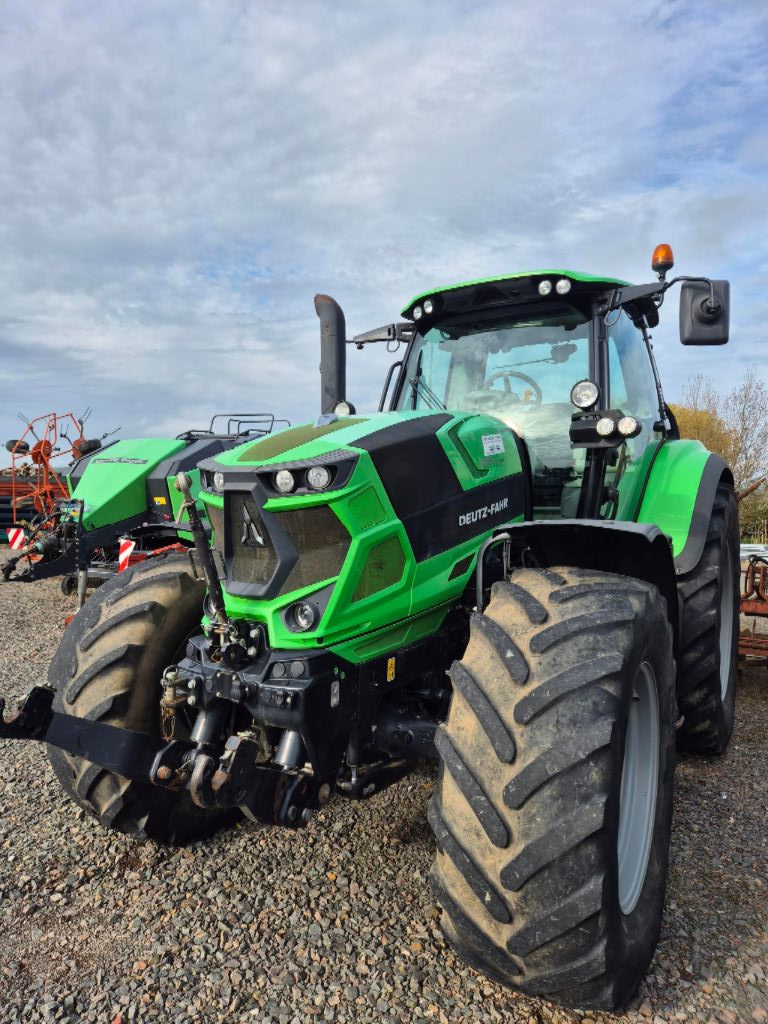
[
  {"x1": 402, "y1": 269, "x2": 630, "y2": 316},
  {"x1": 614, "y1": 441, "x2": 663, "y2": 523},
  {"x1": 203, "y1": 411, "x2": 525, "y2": 661},
  {"x1": 69, "y1": 438, "x2": 186, "y2": 530},
  {"x1": 633, "y1": 439, "x2": 714, "y2": 558}
]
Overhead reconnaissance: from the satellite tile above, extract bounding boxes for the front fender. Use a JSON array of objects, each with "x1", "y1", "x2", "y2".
[
  {"x1": 499, "y1": 519, "x2": 679, "y2": 661},
  {"x1": 634, "y1": 440, "x2": 731, "y2": 575}
]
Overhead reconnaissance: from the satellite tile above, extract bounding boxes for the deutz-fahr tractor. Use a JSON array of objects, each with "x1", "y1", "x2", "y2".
[
  {"x1": 1, "y1": 414, "x2": 286, "y2": 596},
  {"x1": 1, "y1": 246, "x2": 736, "y2": 1011}
]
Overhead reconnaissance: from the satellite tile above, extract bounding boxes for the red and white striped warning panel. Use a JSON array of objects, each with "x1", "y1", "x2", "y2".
[
  {"x1": 118, "y1": 538, "x2": 137, "y2": 572},
  {"x1": 7, "y1": 527, "x2": 27, "y2": 551}
]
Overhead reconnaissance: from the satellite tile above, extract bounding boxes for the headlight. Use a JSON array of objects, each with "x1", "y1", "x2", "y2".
[
  {"x1": 333, "y1": 400, "x2": 356, "y2": 416},
  {"x1": 423, "y1": 299, "x2": 434, "y2": 314},
  {"x1": 291, "y1": 601, "x2": 317, "y2": 632},
  {"x1": 212, "y1": 471, "x2": 225, "y2": 492},
  {"x1": 570, "y1": 380, "x2": 600, "y2": 410},
  {"x1": 596, "y1": 417, "x2": 616, "y2": 437},
  {"x1": 274, "y1": 469, "x2": 295, "y2": 493},
  {"x1": 556, "y1": 278, "x2": 572, "y2": 295},
  {"x1": 263, "y1": 457, "x2": 355, "y2": 495},
  {"x1": 306, "y1": 465, "x2": 332, "y2": 490},
  {"x1": 538, "y1": 280, "x2": 553, "y2": 296},
  {"x1": 413, "y1": 305, "x2": 423, "y2": 320},
  {"x1": 618, "y1": 415, "x2": 640, "y2": 438}
]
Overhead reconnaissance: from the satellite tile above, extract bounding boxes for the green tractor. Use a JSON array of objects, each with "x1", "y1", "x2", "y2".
[
  {"x1": 1, "y1": 414, "x2": 287, "y2": 595},
  {"x1": 1, "y1": 246, "x2": 736, "y2": 1011}
]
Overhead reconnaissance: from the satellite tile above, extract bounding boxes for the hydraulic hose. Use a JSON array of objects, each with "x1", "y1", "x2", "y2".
[{"x1": 174, "y1": 472, "x2": 228, "y2": 626}]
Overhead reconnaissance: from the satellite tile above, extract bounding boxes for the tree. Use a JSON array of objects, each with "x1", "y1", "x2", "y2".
[
  {"x1": 669, "y1": 369, "x2": 768, "y2": 495},
  {"x1": 669, "y1": 370, "x2": 768, "y2": 541}
]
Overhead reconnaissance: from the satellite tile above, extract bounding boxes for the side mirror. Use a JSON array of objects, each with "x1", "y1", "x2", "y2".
[{"x1": 680, "y1": 279, "x2": 730, "y2": 345}]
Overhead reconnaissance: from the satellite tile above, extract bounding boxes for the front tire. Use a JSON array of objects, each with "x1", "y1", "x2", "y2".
[
  {"x1": 429, "y1": 567, "x2": 676, "y2": 1012},
  {"x1": 676, "y1": 480, "x2": 739, "y2": 754},
  {"x1": 47, "y1": 554, "x2": 238, "y2": 843}
]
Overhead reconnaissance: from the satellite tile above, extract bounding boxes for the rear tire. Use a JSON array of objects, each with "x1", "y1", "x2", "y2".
[
  {"x1": 676, "y1": 480, "x2": 739, "y2": 754},
  {"x1": 430, "y1": 567, "x2": 676, "y2": 1011},
  {"x1": 47, "y1": 554, "x2": 238, "y2": 843}
]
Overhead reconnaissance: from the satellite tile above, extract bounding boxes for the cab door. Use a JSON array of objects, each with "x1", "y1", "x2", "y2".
[{"x1": 607, "y1": 311, "x2": 666, "y2": 521}]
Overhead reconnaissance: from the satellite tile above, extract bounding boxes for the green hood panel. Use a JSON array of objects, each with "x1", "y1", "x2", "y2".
[
  {"x1": 236, "y1": 419, "x2": 366, "y2": 462},
  {"x1": 221, "y1": 411, "x2": 448, "y2": 468},
  {"x1": 73, "y1": 437, "x2": 186, "y2": 530}
]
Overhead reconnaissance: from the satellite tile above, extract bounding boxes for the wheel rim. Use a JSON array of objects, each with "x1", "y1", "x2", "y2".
[
  {"x1": 719, "y1": 553, "x2": 735, "y2": 700},
  {"x1": 617, "y1": 662, "x2": 659, "y2": 915}
]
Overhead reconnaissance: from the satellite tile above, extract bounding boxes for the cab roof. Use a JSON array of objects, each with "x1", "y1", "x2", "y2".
[{"x1": 401, "y1": 270, "x2": 631, "y2": 321}]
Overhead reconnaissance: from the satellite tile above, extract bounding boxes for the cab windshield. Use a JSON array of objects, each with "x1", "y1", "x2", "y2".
[{"x1": 395, "y1": 306, "x2": 591, "y2": 513}]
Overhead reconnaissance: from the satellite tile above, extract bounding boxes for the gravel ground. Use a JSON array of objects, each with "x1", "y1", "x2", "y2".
[{"x1": 0, "y1": 566, "x2": 766, "y2": 1024}]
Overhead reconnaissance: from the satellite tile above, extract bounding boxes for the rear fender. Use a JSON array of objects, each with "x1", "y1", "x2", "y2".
[
  {"x1": 634, "y1": 441, "x2": 731, "y2": 575},
  {"x1": 498, "y1": 519, "x2": 679, "y2": 661}
]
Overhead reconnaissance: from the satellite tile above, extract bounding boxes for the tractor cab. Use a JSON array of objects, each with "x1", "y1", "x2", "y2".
[{"x1": 392, "y1": 269, "x2": 672, "y2": 520}]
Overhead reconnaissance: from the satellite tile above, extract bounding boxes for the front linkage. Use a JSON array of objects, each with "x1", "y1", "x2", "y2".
[
  {"x1": 0, "y1": 619, "x2": 446, "y2": 827},
  {"x1": 0, "y1": 679, "x2": 326, "y2": 827}
]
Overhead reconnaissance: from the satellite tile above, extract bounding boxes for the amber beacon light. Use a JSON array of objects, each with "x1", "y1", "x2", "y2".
[{"x1": 651, "y1": 243, "x2": 675, "y2": 280}]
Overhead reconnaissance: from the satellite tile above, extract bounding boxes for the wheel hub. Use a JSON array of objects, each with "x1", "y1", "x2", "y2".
[
  {"x1": 719, "y1": 553, "x2": 735, "y2": 700},
  {"x1": 617, "y1": 662, "x2": 660, "y2": 915}
]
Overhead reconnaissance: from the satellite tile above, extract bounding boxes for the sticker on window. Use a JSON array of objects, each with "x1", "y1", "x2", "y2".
[{"x1": 481, "y1": 433, "x2": 504, "y2": 456}]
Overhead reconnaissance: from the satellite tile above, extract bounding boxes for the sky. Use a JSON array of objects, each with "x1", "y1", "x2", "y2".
[{"x1": 0, "y1": 0, "x2": 766, "y2": 450}]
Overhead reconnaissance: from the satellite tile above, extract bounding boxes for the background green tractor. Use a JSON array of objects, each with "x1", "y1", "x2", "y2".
[
  {"x1": 1, "y1": 414, "x2": 287, "y2": 596},
  {"x1": 2, "y1": 246, "x2": 736, "y2": 1012}
]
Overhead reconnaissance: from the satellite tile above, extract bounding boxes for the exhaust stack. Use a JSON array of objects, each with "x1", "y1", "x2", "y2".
[{"x1": 314, "y1": 294, "x2": 347, "y2": 414}]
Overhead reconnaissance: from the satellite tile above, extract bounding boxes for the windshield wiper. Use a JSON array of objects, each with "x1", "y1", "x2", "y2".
[{"x1": 409, "y1": 374, "x2": 446, "y2": 411}]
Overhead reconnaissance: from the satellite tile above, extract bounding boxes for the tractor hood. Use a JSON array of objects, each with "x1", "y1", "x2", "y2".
[
  {"x1": 71, "y1": 438, "x2": 187, "y2": 530},
  {"x1": 214, "y1": 410, "x2": 521, "y2": 474},
  {"x1": 207, "y1": 412, "x2": 528, "y2": 530},
  {"x1": 198, "y1": 411, "x2": 530, "y2": 656}
]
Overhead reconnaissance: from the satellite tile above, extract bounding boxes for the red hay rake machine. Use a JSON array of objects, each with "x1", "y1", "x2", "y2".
[
  {"x1": 739, "y1": 549, "x2": 768, "y2": 665},
  {"x1": 5, "y1": 412, "x2": 90, "y2": 521},
  {"x1": 2, "y1": 411, "x2": 105, "y2": 552},
  {"x1": 737, "y1": 476, "x2": 768, "y2": 666}
]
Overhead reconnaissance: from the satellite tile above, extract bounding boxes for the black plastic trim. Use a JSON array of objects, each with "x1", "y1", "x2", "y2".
[
  {"x1": 404, "y1": 476, "x2": 527, "y2": 562},
  {"x1": 256, "y1": 453, "x2": 358, "y2": 497},
  {"x1": 353, "y1": 414, "x2": 456, "y2": 520},
  {"x1": 353, "y1": 414, "x2": 529, "y2": 562}
]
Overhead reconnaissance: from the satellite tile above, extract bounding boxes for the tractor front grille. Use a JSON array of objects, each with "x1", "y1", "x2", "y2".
[
  {"x1": 273, "y1": 504, "x2": 350, "y2": 595},
  {"x1": 211, "y1": 492, "x2": 350, "y2": 597},
  {"x1": 228, "y1": 493, "x2": 279, "y2": 586}
]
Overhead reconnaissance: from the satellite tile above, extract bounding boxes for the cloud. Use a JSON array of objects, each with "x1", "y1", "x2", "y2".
[{"x1": 0, "y1": 0, "x2": 766, "y2": 452}]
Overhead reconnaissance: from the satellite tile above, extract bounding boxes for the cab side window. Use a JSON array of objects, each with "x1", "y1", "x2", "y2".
[{"x1": 608, "y1": 312, "x2": 662, "y2": 455}]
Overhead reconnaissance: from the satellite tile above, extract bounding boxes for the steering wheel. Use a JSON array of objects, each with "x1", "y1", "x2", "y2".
[{"x1": 482, "y1": 369, "x2": 543, "y2": 407}]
